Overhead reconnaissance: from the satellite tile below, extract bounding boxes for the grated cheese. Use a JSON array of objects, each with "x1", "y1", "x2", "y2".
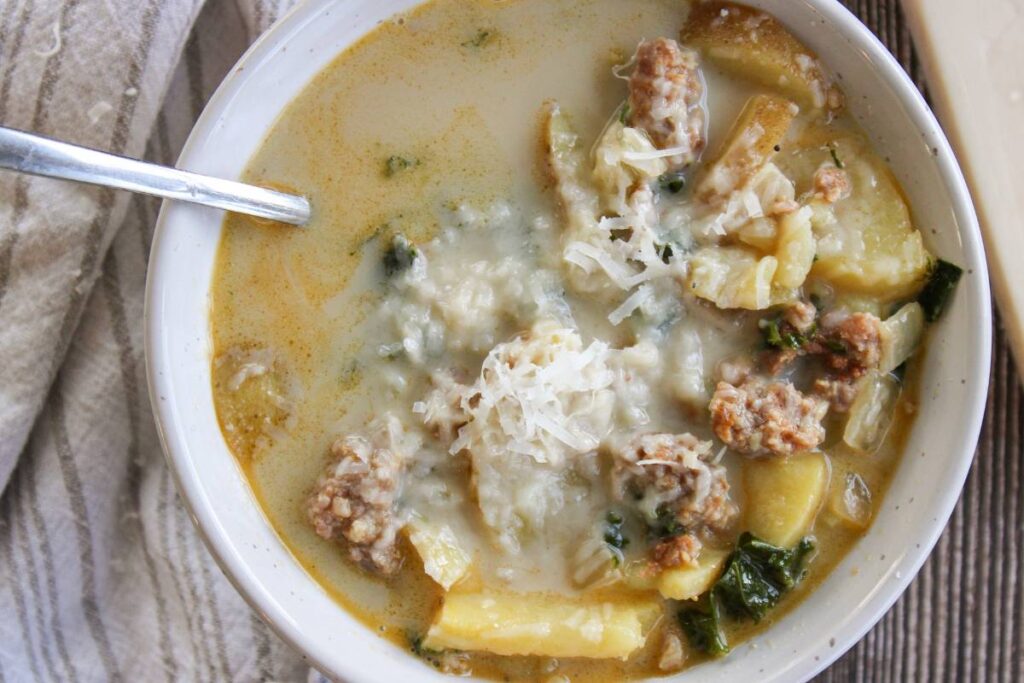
[
  {"x1": 608, "y1": 284, "x2": 654, "y2": 325},
  {"x1": 448, "y1": 319, "x2": 615, "y2": 468}
]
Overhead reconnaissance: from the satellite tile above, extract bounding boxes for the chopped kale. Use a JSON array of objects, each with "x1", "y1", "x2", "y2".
[
  {"x1": 917, "y1": 259, "x2": 963, "y2": 322},
  {"x1": 678, "y1": 593, "x2": 730, "y2": 657},
  {"x1": 714, "y1": 533, "x2": 816, "y2": 622},
  {"x1": 762, "y1": 318, "x2": 806, "y2": 350},
  {"x1": 384, "y1": 155, "x2": 418, "y2": 177},
  {"x1": 652, "y1": 504, "x2": 684, "y2": 539},
  {"x1": 828, "y1": 143, "x2": 844, "y2": 169},
  {"x1": 659, "y1": 171, "x2": 686, "y2": 194},
  {"x1": 382, "y1": 234, "x2": 419, "y2": 277},
  {"x1": 656, "y1": 242, "x2": 674, "y2": 264},
  {"x1": 461, "y1": 29, "x2": 493, "y2": 48},
  {"x1": 824, "y1": 338, "x2": 847, "y2": 354},
  {"x1": 604, "y1": 511, "x2": 629, "y2": 550},
  {"x1": 619, "y1": 102, "x2": 631, "y2": 124},
  {"x1": 763, "y1": 319, "x2": 784, "y2": 348}
]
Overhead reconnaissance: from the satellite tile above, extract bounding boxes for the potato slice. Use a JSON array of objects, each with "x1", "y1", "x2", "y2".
[
  {"x1": 688, "y1": 246, "x2": 778, "y2": 310},
  {"x1": 773, "y1": 205, "x2": 815, "y2": 288},
  {"x1": 423, "y1": 591, "x2": 661, "y2": 659},
  {"x1": 696, "y1": 93, "x2": 798, "y2": 202},
  {"x1": 658, "y1": 548, "x2": 730, "y2": 601},
  {"x1": 406, "y1": 518, "x2": 472, "y2": 591},
  {"x1": 736, "y1": 216, "x2": 778, "y2": 252},
  {"x1": 780, "y1": 132, "x2": 933, "y2": 300},
  {"x1": 744, "y1": 453, "x2": 830, "y2": 546},
  {"x1": 812, "y1": 177, "x2": 931, "y2": 299},
  {"x1": 682, "y1": 1, "x2": 842, "y2": 111}
]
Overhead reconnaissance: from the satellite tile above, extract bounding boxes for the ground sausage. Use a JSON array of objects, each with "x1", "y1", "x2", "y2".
[
  {"x1": 813, "y1": 376, "x2": 859, "y2": 413},
  {"x1": 818, "y1": 310, "x2": 883, "y2": 378},
  {"x1": 627, "y1": 38, "x2": 706, "y2": 167},
  {"x1": 813, "y1": 165, "x2": 852, "y2": 203},
  {"x1": 651, "y1": 532, "x2": 704, "y2": 569},
  {"x1": 710, "y1": 378, "x2": 829, "y2": 456},
  {"x1": 306, "y1": 415, "x2": 416, "y2": 575},
  {"x1": 611, "y1": 432, "x2": 737, "y2": 551}
]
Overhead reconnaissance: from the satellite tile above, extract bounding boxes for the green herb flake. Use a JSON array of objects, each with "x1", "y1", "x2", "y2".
[
  {"x1": 382, "y1": 234, "x2": 419, "y2": 277},
  {"x1": 652, "y1": 504, "x2": 684, "y2": 539},
  {"x1": 679, "y1": 593, "x2": 730, "y2": 656},
  {"x1": 762, "y1": 319, "x2": 784, "y2": 349},
  {"x1": 824, "y1": 339, "x2": 847, "y2": 354},
  {"x1": 384, "y1": 155, "x2": 418, "y2": 177},
  {"x1": 619, "y1": 102, "x2": 631, "y2": 124},
  {"x1": 659, "y1": 171, "x2": 686, "y2": 194},
  {"x1": 461, "y1": 29, "x2": 493, "y2": 48},
  {"x1": 656, "y1": 242, "x2": 674, "y2": 265},
  {"x1": 917, "y1": 259, "x2": 963, "y2": 322},
  {"x1": 828, "y1": 143, "x2": 844, "y2": 169},
  {"x1": 604, "y1": 511, "x2": 629, "y2": 550}
]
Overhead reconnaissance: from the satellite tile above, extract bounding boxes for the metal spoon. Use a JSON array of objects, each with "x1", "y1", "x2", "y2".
[{"x1": 0, "y1": 126, "x2": 310, "y2": 226}]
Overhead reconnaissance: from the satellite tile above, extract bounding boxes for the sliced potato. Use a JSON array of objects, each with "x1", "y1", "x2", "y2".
[
  {"x1": 696, "y1": 93, "x2": 798, "y2": 202},
  {"x1": 688, "y1": 246, "x2": 778, "y2": 310},
  {"x1": 736, "y1": 216, "x2": 778, "y2": 252},
  {"x1": 658, "y1": 548, "x2": 730, "y2": 601},
  {"x1": 406, "y1": 517, "x2": 472, "y2": 591},
  {"x1": 772, "y1": 119, "x2": 933, "y2": 300},
  {"x1": 879, "y1": 302, "x2": 925, "y2": 373},
  {"x1": 592, "y1": 121, "x2": 668, "y2": 215},
  {"x1": 744, "y1": 452, "x2": 830, "y2": 546},
  {"x1": 423, "y1": 591, "x2": 661, "y2": 659},
  {"x1": 682, "y1": 1, "x2": 842, "y2": 111},
  {"x1": 773, "y1": 206, "x2": 815, "y2": 288}
]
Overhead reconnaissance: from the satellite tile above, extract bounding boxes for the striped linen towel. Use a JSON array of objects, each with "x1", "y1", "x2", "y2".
[{"x1": 0, "y1": 0, "x2": 318, "y2": 680}]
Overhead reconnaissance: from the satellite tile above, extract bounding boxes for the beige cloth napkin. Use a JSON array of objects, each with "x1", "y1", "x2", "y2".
[{"x1": 0, "y1": 0, "x2": 314, "y2": 680}]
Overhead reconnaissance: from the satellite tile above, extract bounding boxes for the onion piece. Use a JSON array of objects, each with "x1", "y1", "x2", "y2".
[{"x1": 842, "y1": 370, "x2": 900, "y2": 453}]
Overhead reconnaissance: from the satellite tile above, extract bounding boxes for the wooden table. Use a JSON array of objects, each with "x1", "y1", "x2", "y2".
[{"x1": 814, "y1": 7, "x2": 1023, "y2": 682}]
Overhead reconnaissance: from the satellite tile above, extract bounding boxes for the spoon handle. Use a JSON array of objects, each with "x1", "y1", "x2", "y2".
[{"x1": 0, "y1": 126, "x2": 310, "y2": 226}]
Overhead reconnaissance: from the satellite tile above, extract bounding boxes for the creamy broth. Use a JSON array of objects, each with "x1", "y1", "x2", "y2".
[{"x1": 210, "y1": 0, "x2": 943, "y2": 679}]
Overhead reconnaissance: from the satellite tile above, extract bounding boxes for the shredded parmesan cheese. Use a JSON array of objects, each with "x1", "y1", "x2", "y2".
[{"x1": 608, "y1": 284, "x2": 654, "y2": 325}]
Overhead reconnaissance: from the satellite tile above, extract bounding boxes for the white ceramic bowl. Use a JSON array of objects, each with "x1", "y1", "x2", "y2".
[{"x1": 145, "y1": 0, "x2": 991, "y2": 680}]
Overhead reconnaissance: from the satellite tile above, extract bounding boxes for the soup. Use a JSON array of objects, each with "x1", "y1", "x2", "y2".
[{"x1": 210, "y1": 0, "x2": 960, "y2": 679}]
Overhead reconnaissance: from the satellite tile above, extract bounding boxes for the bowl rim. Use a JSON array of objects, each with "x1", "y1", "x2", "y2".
[{"x1": 144, "y1": 0, "x2": 992, "y2": 681}]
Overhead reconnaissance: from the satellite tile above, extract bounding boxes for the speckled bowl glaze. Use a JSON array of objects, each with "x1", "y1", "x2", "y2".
[{"x1": 145, "y1": 1, "x2": 991, "y2": 680}]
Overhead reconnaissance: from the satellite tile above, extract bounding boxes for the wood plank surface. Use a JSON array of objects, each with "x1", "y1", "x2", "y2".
[{"x1": 813, "y1": 12, "x2": 1022, "y2": 681}]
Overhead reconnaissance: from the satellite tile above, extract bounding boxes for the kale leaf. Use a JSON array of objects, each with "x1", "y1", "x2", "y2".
[
  {"x1": 604, "y1": 510, "x2": 629, "y2": 551},
  {"x1": 917, "y1": 259, "x2": 963, "y2": 322},
  {"x1": 382, "y1": 234, "x2": 419, "y2": 277},
  {"x1": 659, "y1": 171, "x2": 686, "y2": 194},
  {"x1": 714, "y1": 533, "x2": 815, "y2": 622},
  {"x1": 678, "y1": 593, "x2": 730, "y2": 657}
]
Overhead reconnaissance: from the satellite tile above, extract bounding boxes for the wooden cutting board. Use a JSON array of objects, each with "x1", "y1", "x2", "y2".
[{"x1": 901, "y1": 0, "x2": 1024, "y2": 366}]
